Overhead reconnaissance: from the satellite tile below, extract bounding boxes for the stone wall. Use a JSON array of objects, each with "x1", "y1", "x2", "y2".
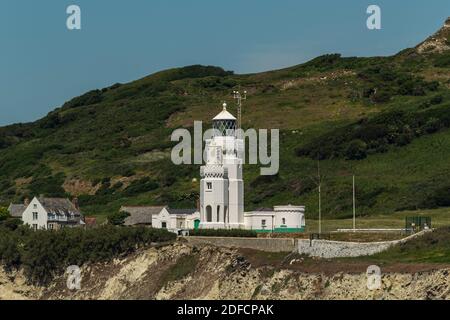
[
  {"x1": 297, "y1": 231, "x2": 429, "y2": 258},
  {"x1": 184, "y1": 231, "x2": 430, "y2": 257},
  {"x1": 185, "y1": 236, "x2": 297, "y2": 252}
]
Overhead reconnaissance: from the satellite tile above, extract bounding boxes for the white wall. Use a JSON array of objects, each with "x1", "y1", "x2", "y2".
[
  {"x1": 22, "y1": 197, "x2": 48, "y2": 230},
  {"x1": 152, "y1": 207, "x2": 171, "y2": 229},
  {"x1": 244, "y1": 212, "x2": 275, "y2": 231},
  {"x1": 245, "y1": 206, "x2": 305, "y2": 231},
  {"x1": 152, "y1": 208, "x2": 200, "y2": 231}
]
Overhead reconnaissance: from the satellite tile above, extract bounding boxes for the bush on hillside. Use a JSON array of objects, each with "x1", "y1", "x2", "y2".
[
  {"x1": 62, "y1": 90, "x2": 104, "y2": 109},
  {"x1": 107, "y1": 211, "x2": 130, "y2": 225},
  {"x1": 345, "y1": 140, "x2": 367, "y2": 160},
  {"x1": 0, "y1": 226, "x2": 176, "y2": 285},
  {"x1": 0, "y1": 207, "x2": 10, "y2": 221},
  {"x1": 434, "y1": 54, "x2": 450, "y2": 68},
  {"x1": 296, "y1": 106, "x2": 450, "y2": 160}
]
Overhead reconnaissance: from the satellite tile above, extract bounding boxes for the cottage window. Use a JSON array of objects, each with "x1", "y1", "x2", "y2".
[
  {"x1": 32, "y1": 224, "x2": 38, "y2": 231},
  {"x1": 33, "y1": 204, "x2": 37, "y2": 209},
  {"x1": 261, "y1": 219, "x2": 266, "y2": 229},
  {"x1": 282, "y1": 218, "x2": 286, "y2": 225},
  {"x1": 33, "y1": 212, "x2": 38, "y2": 220},
  {"x1": 161, "y1": 222, "x2": 167, "y2": 229},
  {"x1": 206, "y1": 182, "x2": 212, "y2": 190}
]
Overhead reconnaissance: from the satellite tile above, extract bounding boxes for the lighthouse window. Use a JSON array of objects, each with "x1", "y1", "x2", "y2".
[
  {"x1": 206, "y1": 206, "x2": 212, "y2": 222},
  {"x1": 207, "y1": 182, "x2": 212, "y2": 190}
]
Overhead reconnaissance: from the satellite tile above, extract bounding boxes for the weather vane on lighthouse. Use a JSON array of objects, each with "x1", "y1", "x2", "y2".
[{"x1": 233, "y1": 89, "x2": 247, "y2": 135}]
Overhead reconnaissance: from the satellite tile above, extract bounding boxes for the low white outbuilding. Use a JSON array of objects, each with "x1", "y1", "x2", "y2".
[
  {"x1": 244, "y1": 205, "x2": 305, "y2": 233},
  {"x1": 152, "y1": 207, "x2": 200, "y2": 233}
]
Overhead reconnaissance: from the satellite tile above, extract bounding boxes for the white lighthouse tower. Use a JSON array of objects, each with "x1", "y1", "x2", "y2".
[{"x1": 199, "y1": 103, "x2": 244, "y2": 229}]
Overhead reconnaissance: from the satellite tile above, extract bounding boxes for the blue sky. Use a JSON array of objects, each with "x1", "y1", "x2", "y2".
[{"x1": 0, "y1": 0, "x2": 449, "y2": 126}]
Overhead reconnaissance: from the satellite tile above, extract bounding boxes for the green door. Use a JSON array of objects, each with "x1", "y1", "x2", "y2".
[{"x1": 194, "y1": 219, "x2": 200, "y2": 230}]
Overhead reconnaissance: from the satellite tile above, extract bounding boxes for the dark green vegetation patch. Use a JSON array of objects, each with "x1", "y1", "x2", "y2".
[{"x1": 0, "y1": 224, "x2": 176, "y2": 285}]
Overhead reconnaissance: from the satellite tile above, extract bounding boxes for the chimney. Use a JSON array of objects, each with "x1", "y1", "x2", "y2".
[
  {"x1": 72, "y1": 197, "x2": 79, "y2": 210},
  {"x1": 24, "y1": 197, "x2": 30, "y2": 206}
]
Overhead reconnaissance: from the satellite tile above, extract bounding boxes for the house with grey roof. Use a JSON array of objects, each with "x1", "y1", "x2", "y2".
[
  {"x1": 22, "y1": 196, "x2": 84, "y2": 230},
  {"x1": 120, "y1": 206, "x2": 166, "y2": 227},
  {"x1": 7, "y1": 203, "x2": 26, "y2": 218}
]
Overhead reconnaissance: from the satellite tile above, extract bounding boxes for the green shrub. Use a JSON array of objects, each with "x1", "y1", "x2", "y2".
[
  {"x1": 0, "y1": 207, "x2": 10, "y2": 221},
  {"x1": 189, "y1": 229, "x2": 257, "y2": 238},
  {"x1": 345, "y1": 140, "x2": 367, "y2": 160},
  {"x1": 123, "y1": 177, "x2": 159, "y2": 196},
  {"x1": 430, "y1": 95, "x2": 444, "y2": 105},
  {"x1": 423, "y1": 117, "x2": 441, "y2": 134},
  {"x1": 107, "y1": 211, "x2": 130, "y2": 225},
  {"x1": 434, "y1": 54, "x2": 450, "y2": 67},
  {"x1": 62, "y1": 90, "x2": 104, "y2": 108}
]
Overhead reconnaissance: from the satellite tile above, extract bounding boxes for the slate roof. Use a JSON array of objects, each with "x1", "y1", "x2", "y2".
[
  {"x1": 121, "y1": 206, "x2": 166, "y2": 226},
  {"x1": 166, "y1": 208, "x2": 198, "y2": 215},
  {"x1": 38, "y1": 197, "x2": 81, "y2": 216},
  {"x1": 7, "y1": 204, "x2": 26, "y2": 218}
]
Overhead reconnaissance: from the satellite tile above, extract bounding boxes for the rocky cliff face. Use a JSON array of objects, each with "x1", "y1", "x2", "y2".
[
  {"x1": 1, "y1": 242, "x2": 449, "y2": 300},
  {"x1": 416, "y1": 17, "x2": 450, "y2": 54}
]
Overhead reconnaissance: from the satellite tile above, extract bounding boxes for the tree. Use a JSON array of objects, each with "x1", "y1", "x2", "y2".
[
  {"x1": 345, "y1": 140, "x2": 367, "y2": 160},
  {"x1": 1, "y1": 218, "x2": 23, "y2": 230},
  {"x1": 107, "y1": 211, "x2": 130, "y2": 226},
  {"x1": 0, "y1": 207, "x2": 11, "y2": 221}
]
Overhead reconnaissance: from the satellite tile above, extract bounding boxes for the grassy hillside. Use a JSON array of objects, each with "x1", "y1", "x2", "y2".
[{"x1": 1, "y1": 20, "x2": 450, "y2": 220}]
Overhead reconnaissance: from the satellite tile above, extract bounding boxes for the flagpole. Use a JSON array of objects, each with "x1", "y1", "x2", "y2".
[{"x1": 353, "y1": 175, "x2": 356, "y2": 232}]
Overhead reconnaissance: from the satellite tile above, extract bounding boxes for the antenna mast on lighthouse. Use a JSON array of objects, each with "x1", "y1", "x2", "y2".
[{"x1": 233, "y1": 89, "x2": 247, "y2": 136}]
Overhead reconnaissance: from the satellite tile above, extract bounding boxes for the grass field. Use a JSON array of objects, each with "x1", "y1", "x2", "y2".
[{"x1": 305, "y1": 207, "x2": 450, "y2": 233}]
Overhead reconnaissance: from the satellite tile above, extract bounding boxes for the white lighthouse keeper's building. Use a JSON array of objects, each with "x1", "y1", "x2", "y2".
[{"x1": 199, "y1": 103, "x2": 245, "y2": 229}]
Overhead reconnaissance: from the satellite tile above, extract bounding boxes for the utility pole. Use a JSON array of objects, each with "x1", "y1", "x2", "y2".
[
  {"x1": 318, "y1": 160, "x2": 322, "y2": 234},
  {"x1": 353, "y1": 175, "x2": 356, "y2": 232},
  {"x1": 233, "y1": 90, "x2": 247, "y2": 138}
]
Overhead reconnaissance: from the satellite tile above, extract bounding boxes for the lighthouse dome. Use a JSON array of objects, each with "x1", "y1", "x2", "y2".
[
  {"x1": 212, "y1": 103, "x2": 236, "y2": 136},
  {"x1": 213, "y1": 103, "x2": 236, "y2": 120}
]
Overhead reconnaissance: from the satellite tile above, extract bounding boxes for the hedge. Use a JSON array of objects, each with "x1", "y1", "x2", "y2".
[
  {"x1": 0, "y1": 225, "x2": 176, "y2": 285},
  {"x1": 188, "y1": 229, "x2": 257, "y2": 238}
]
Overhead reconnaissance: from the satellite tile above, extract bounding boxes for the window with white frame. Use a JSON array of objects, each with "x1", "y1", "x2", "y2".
[
  {"x1": 206, "y1": 182, "x2": 212, "y2": 190},
  {"x1": 33, "y1": 212, "x2": 38, "y2": 220},
  {"x1": 261, "y1": 219, "x2": 266, "y2": 229}
]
